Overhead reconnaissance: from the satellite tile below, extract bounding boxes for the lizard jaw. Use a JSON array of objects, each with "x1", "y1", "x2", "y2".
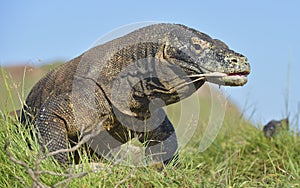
[
  {"x1": 206, "y1": 72, "x2": 249, "y2": 86},
  {"x1": 221, "y1": 74, "x2": 248, "y2": 86}
]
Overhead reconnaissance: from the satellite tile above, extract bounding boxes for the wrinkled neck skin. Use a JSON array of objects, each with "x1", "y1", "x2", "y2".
[{"x1": 102, "y1": 42, "x2": 205, "y2": 119}]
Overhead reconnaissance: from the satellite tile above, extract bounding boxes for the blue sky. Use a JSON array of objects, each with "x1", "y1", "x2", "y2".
[{"x1": 1, "y1": 1, "x2": 300, "y2": 127}]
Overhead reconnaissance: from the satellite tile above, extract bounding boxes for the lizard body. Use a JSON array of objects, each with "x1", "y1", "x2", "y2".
[{"x1": 22, "y1": 23, "x2": 250, "y2": 165}]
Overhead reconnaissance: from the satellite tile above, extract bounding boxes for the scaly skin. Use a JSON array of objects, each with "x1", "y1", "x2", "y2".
[{"x1": 22, "y1": 23, "x2": 250, "y2": 165}]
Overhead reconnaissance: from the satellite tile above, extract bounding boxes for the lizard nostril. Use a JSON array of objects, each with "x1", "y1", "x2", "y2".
[{"x1": 225, "y1": 56, "x2": 239, "y2": 64}]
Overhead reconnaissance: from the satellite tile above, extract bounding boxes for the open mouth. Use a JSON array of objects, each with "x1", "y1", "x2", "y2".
[
  {"x1": 205, "y1": 71, "x2": 249, "y2": 86},
  {"x1": 180, "y1": 70, "x2": 249, "y2": 89}
]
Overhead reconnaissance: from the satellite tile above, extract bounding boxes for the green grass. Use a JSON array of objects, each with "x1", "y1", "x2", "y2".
[{"x1": 1, "y1": 66, "x2": 300, "y2": 187}]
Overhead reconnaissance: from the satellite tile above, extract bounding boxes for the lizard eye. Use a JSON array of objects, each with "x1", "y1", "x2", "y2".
[
  {"x1": 190, "y1": 37, "x2": 209, "y2": 53},
  {"x1": 193, "y1": 43, "x2": 201, "y2": 50}
]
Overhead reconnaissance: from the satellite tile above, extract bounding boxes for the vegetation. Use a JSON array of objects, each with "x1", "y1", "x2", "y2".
[{"x1": 0, "y1": 65, "x2": 299, "y2": 187}]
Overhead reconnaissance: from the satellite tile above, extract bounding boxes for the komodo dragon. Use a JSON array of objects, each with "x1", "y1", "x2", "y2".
[{"x1": 21, "y1": 23, "x2": 250, "y2": 165}]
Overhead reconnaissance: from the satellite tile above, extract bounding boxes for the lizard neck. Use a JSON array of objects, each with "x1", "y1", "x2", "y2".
[{"x1": 98, "y1": 42, "x2": 204, "y2": 119}]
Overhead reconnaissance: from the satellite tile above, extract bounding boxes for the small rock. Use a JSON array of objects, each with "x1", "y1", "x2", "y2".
[{"x1": 263, "y1": 118, "x2": 289, "y2": 138}]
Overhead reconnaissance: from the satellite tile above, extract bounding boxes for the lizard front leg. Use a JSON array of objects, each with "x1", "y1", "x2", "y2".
[
  {"x1": 138, "y1": 109, "x2": 178, "y2": 166},
  {"x1": 34, "y1": 93, "x2": 77, "y2": 163}
]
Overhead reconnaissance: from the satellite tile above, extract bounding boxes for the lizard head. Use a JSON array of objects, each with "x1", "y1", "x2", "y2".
[{"x1": 162, "y1": 24, "x2": 250, "y2": 86}]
